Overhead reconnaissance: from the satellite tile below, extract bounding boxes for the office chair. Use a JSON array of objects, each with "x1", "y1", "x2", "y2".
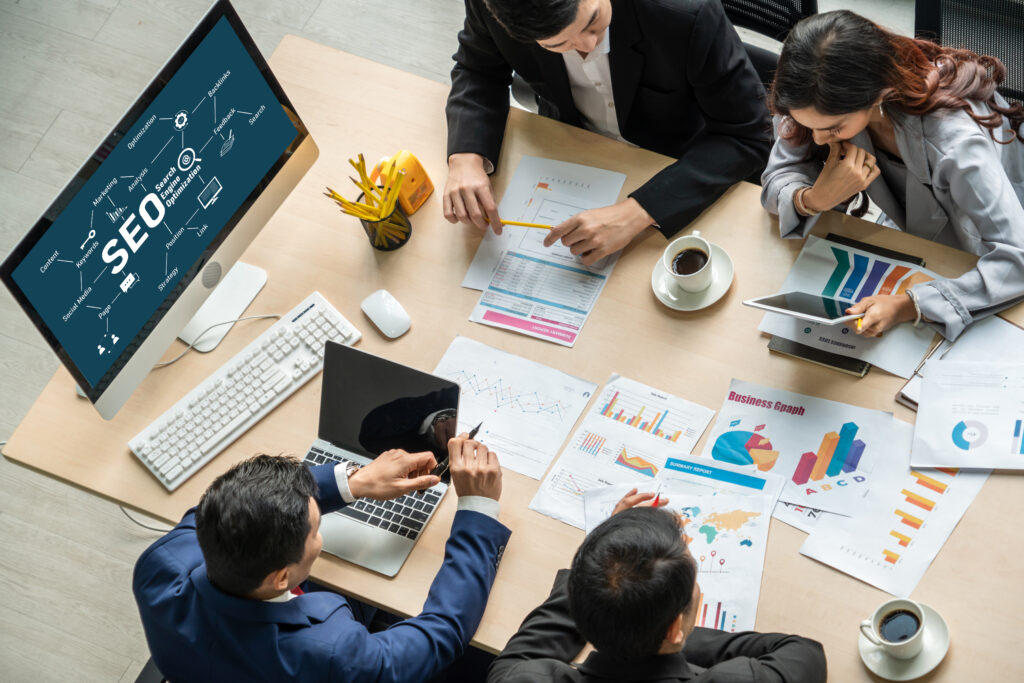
[
  {"x1": 915, "y1": 0, "x2": 1024, "y2": 104},
  {"x1": 721, "y1": 0, "x2": 819, "y2": 90}
]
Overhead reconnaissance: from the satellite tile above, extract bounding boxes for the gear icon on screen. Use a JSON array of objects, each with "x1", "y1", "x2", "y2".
[{"x1": 174, "y1": 110, "x2": 189, "y2": 130}]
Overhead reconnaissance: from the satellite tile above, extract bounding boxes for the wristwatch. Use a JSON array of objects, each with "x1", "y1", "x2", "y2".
[{"x1": 344, "y1": 460, "x2": 362, "y2": 481}]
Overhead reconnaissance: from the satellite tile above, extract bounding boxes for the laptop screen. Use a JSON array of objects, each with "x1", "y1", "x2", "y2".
[{"x1": 319, "y1": 342, "x2": 460, "y2": 466}]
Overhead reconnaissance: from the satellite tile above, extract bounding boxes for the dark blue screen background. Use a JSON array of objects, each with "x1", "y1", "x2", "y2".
[{"x1": 12, "y1": 16, "x2": 297, "y2": 386}]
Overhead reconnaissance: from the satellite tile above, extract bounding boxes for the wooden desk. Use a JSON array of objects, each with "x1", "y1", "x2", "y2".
[{"x1": 4, "y1": 36, "x2": 1022, "y2": 680}]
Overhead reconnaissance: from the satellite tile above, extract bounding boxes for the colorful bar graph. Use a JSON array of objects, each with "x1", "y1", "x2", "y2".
[
  {"x1": 840, "y1": 253, "x2": 870, "y2": 300},
  {"x1": 600, "y1": 391, "x2": 620, "y2": 417},
  {"x1": 902, "y1": 489, "x2": 937, "y2": 511},
  {"x1": 856, "y1": 260, "x2": 891, "y2": 301},
  {"x1": 826, "y1": 422, "x2": 859, "y2": 476},
  {"x1": 823, "y1": 247, "x2": 852, "y2": 297},
  {"x1": 841, "y1": 440, "x2": 865, "y2": 473},
  {"x1": 883, "y1": 550, "x2": 900, "y2": 564},
  {"x1": 895, "y1": 509, "x2": 923, "y2": 529},
  {"x1": 579, "y1": 432, "x2": 606, "y2": 456},
  {"x1": 1014, "y1": 419, "x2": 1024, "y2": 455},
  {"x1": 911, "y1": 470, "x2": 949, "y2": 494},
  {"x1": 792, "y1": 451, "x2": 817, "y2": 485},
  {"x1": 810, "y1": 431, "x2": 840, "y2": 481},
  {"x1": 890, "y1": 530, "x2": 912, "y2": 547},
  {"x1": 878, "y1": 265, "x2": 911, "y2": 295}
]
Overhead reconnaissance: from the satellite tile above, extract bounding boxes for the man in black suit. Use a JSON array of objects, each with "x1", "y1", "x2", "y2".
[
  {"x1": 445, "y1": 0, "x2": 771, "y2": 265},
  {"x1": 488, "y1": 496, "x2": 827, "y2": 682}
]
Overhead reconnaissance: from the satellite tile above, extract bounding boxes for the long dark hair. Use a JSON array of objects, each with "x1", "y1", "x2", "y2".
[{"x1": 770, "y1": 10, "x2": 1024, "y2": 214}]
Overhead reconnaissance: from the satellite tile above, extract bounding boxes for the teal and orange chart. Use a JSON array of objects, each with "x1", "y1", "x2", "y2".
[{"x1": 710, "y1": 422, "x2": 779, "y2": 471}]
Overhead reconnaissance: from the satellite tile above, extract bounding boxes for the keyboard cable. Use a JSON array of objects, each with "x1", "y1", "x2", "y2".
[{"x1": 153, "y1": 313, "x2": 282, "y2": 368}]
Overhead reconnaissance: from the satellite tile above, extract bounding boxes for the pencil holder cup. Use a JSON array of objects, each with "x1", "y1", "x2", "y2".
[{"x1": 356, "y1": 192, "x2": 412, "y2": 251}]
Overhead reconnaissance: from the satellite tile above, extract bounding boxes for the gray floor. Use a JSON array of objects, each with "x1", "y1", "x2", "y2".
[{"x1": 0, "y1": 1, "x2": 912, "y2": 680}]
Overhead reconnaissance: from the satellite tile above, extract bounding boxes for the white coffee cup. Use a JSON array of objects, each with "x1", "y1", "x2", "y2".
[
  {"x1": 860, "y1": 598, "x2": 925, "y2": 660},
  {"x1": 661, "y1": 230, "x2": 713, "y2": 293}
]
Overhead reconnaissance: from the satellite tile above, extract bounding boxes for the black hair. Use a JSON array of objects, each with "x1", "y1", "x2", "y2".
[
  {"x1": 568, "y1": 507, "x2": 697, "y2": 659},
  {"x1": 196, "y1": 454, "x2": 318, "y2": 596},
  {"x1": 483, "y1": 0, "x2": 582, "y2": 42}
]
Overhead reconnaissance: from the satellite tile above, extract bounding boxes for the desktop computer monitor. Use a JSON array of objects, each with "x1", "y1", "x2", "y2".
[{"x1": 0, "y1": 0, "x2": 317, "y2": 419}]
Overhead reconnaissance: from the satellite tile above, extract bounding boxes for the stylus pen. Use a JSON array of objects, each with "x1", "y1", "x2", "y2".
[
  {"x1": 500, "y1": 220, "x2": 552, "y2": 229},
  {"x1": 468, "y1": 421, "x2": 483, "y2": 439}
]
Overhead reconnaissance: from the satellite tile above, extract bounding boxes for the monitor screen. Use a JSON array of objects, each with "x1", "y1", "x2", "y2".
[{"x1": 1, "y1": 4, "x2": 308, "y2": 405}]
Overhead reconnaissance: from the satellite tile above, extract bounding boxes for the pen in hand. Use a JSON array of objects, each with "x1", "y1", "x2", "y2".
[{"x1": 420, "y1": 422, "x2": 485, "y2": 495}]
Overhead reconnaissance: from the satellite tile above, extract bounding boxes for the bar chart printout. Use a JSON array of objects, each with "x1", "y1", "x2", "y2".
[
  {"x1": 801, "y1": 421, "x2": 989, "y2": 596},
  {"x1": 705, "y1": 379, "x2": 892, "y2": 516},
  {"x1": 584, "y1": 488, "x2": 771, "y2": 632},
  {"x1": 757, "y1": 236, "x2": 937, "y2": 378},
  {"x1": 530, "y1": 375, "x2": 716, "y2": 529}
]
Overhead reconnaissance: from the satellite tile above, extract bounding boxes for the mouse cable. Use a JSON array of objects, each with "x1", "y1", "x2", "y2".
[
  {"x1": 120, "y1": 505, "x2": 173, "y2": 533},
  {"x1": 153, "y1": 313, "x2": 281, "y2": 368}
]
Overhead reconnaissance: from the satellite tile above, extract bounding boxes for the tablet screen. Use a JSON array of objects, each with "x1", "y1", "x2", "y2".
[{"x1": 753, "y1": 292, "x2": 855, "y2": 320}]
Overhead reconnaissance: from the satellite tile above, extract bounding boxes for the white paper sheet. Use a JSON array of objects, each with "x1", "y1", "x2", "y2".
[
  {"x1": 911, "y1": 360, "x2": 1024, "y2": 469},
  {"x1": 758, "y1": 236, "x2": 937, "y2": 378},
  {"x1": 702, "y1": 379, "x2": 894, "y2": 516},
  {"x1": 801, "y1": 420, "x2": 989, "y2": 597},
  {"x1": 583, "y1": 486, "x2": 773, "y2": 633},
  {"x1": 432, "y1": 337, "x2": 596, "y2": 479},
  {"x1": 462, "y1": 156, "x2": 626, "y2": 290},
  {"x1": 529, "y1": 375, "x2": 716, "y2": 528}
]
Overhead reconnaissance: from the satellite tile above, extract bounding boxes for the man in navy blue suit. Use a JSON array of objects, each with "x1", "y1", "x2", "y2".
[{"x1": 133, "y1": 435, "x2": 509, "y2": 682}]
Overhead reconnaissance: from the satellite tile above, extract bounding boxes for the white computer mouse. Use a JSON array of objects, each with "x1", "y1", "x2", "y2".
[{"x1": 360, "y1": 289, "x2": 411, "y2": 338}]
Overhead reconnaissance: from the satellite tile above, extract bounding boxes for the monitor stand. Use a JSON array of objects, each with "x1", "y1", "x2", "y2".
[{"x1": 178, "y1": 261, "x2": 267, "y2": 352}]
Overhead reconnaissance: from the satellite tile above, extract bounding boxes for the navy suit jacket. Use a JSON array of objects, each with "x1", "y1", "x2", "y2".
[
  {"x1": 447, "y1": 0, "x2": 772, "y2": 236},
  {"x1": 133, "y1": 464, "x2": 512, "y2": 682}
]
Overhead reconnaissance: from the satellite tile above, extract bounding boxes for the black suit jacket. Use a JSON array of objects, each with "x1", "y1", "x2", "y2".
[
  {"x1": 487, "y1": 571, "x2": 828, "y2": 683},
  {"x1": 446, "y1": 0, "x2": 772, "y2": 237}
]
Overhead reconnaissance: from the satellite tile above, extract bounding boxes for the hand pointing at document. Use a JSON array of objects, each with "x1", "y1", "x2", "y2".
[{"x1": 543, "y1": 197, "x2": 655, "y2": 265}]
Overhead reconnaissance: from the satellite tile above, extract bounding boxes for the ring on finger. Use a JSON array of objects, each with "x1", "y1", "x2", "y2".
[{"x1": 864, "y1": 162, "x2": 874, "y2": 172}]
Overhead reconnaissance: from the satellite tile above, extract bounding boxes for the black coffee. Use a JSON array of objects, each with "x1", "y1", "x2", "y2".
[
  {"x1": 672, "y1": 248, "x2": 709, "y2": 275},
  {"x1": 879, "y1": 610, "x2": 920, "y2": 643}
]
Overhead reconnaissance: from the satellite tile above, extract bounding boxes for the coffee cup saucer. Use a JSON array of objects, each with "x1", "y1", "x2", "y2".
[
  {"x1": 858, "y1": 603, "x2": 950, "y2": 681},
  {"x1": 651, "y1": 243, "x2": 734, "y2": 311}
]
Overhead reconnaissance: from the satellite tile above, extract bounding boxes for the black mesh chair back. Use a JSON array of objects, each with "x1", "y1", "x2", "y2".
[
  {"x1": 721, "y1": 0, "x2": 818, "y2": 41},
  {"x1": 915, "y1": 0, "x2": 1024, "y2": 104}
]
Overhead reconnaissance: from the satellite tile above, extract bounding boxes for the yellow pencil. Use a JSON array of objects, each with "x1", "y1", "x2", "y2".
[
  {"x1": 501, "y1": 220, "x2": 553, "y2": 229},
  {"x1": 856, "y1": 318, "x2": 863, "y2": 331}
]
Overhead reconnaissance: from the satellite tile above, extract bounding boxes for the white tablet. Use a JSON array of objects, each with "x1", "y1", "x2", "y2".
[{"x1": 743, "y1": 291, "x2": 863, "y2": 325}]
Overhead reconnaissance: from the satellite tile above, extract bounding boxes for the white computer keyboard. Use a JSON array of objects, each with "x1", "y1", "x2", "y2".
[{"x1": 129, "y1": 291, "x2": 361, "y2": 491}]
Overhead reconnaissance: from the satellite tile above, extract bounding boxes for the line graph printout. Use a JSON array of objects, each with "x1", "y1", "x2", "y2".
[
  {"x1": 801, "y1": 420, "x2": 989, "y2": 596},
  {"x1": 911, "y1": 360, "x2": 1024, "y2": 469},
  {"x1": 757, "y1": 236, "x2": 937, "y2": 378},
  {"x1": 529, "y1": 375, "x2": 716, "y2": 528},
  {"x1": 703, "y1": 379, "x2": 894, "y2": 516},
  {"x1": 433, "y1": 337, "x2": 596, "y2": 478},
  {"x1": 462, "y1": 156, "x2": 626, "y2": 290},
  {"x1": 584, "y1": 487, "x2": 773, "y2": 632}
]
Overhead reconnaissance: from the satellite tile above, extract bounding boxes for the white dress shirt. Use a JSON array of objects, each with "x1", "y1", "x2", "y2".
[{"x1": 561, "y1": 30, "x2": 625, "y2": 142}]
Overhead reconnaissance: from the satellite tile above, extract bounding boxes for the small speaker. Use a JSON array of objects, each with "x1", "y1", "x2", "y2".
[{"x1": 201, "y1": 261, "x2": 222, "y2": 288}]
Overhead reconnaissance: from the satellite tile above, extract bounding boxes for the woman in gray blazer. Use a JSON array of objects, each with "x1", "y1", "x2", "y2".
[{"x1": 761, "y1": 10, "x2": 1024, "y2": 340}]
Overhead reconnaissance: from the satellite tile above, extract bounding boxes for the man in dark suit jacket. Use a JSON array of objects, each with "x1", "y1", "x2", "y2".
[
  {"x1": 445, "y1": 0, "x2": 771, "y2": 265},
  {"x1": 488, "y1": 499, "x2": 827, "y2": 682},
  {"x1": 134, "y1": 436, "x2": 509, "y2": 682}
]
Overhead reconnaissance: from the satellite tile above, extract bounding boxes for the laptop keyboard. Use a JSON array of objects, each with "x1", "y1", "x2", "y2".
[{"x1": 304, "y1": 446, "x2": 442, "y2": 540}]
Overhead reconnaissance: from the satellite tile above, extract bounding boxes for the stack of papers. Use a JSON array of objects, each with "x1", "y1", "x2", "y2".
[
  {"x1": 801, "y1": 421, "x2": 989, "y2": 596},
  {"x1": 529, "y1": 375, "x2": 717, "y2": 529},
  {"x1": 758, "y1": 236, "x2": 937, "y2": 378}
]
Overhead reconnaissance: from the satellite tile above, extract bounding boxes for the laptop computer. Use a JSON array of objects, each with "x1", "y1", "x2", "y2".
[{"x1": 303, "y1": 340, "x2": 460, "y2": 576}]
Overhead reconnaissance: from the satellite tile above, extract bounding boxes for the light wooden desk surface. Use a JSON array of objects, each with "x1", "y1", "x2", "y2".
[{"x1": 5, "y1": 36, "x2": 1022, "y2": 681}]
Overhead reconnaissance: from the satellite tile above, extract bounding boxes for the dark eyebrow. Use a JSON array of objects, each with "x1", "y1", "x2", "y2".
[{"x1": 540, "y1": 9, "x2": 600, "y2": 48}]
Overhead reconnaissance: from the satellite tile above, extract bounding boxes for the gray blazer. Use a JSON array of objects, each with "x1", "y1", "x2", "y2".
[{"x1": 761, "y1": 97, "x2": 1024, "y2": 340}]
